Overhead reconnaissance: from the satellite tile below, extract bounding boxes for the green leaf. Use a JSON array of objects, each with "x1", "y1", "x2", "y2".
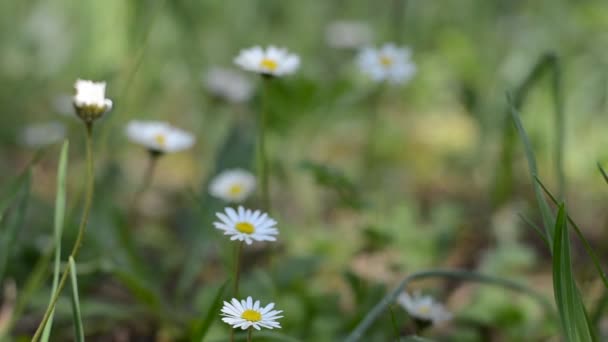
[
  {"x1": 0, "y1": 169, "x2": 31, "y2": 284},
  {"x1": 552, "y1": 204, "x2": 595, "y2": 341},
  {"x1": 68, "y1": 257, "x2": 85, "y2": 342},
  {"x1": 507, "y1": 97, "x2": 555, "y2": 249},
  {"x1": 535, "y1": 178, "x2": 608, "y2": 290},
  {"x1": 41, "y1": 140, "x2": 69, "y2": 342},
  {"x1": 190, "y1": 281, "x2": 229, "y2": 342}
]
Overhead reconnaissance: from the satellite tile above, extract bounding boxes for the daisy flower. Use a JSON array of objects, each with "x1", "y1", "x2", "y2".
[
  {"x1": 221, "y1": 296, "x2": 283, "y2": 330},
  {"x1": 209, "y1": 169, "x2": 256, "y2": 203},
  {"x1": 213, "y1": 206, "x2": 278, "y2": 245},
  {"x1": 204, "y1": 67, "x2": 254, "y2": 103},
  {"x1": 325, "y1": 20, "x2": 372, "y2": 49},
  {"x1": 397, "y1": 292, "x2": 452, "y2": 324},
  {"x1": 125, "y1": 120, "x2": 195, "y2": 154},
  {"x1": 73, "y1": 79, "x2": 113, "y2": 122},
  {"x1": 19, "y1": 122, "x2": 66, "y2": 148},
  {"x1": 234, "y1": 46, "x2": 300, "y2": 77},
  {"x1": 357, "y1": 43, "x2": 416, "y2": 84}
]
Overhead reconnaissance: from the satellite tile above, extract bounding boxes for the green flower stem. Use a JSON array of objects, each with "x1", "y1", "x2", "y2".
[
  {"x1": 230, "y1": 242, "x2": 245, "y2": 342},
  {"x1": 257, "y1": 76, "x2": 271, "y2": 211},
  {"x1": 345, "y1": 269, "x2": 555, "y2": 342},
  {"x1": 32, "y1": 123, "x2": 96, "y2": 342},
  {"x1": 130, "y1": 151, "x2": 160, "y2": 210},
  {"x1": 247, "y1": 327, "x2": 253, "y2": 342}
]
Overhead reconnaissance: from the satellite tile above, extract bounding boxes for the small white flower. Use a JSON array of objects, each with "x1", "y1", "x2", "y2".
[
  {"x1": 357, "y1": 43, "x2": 416, "y2": 84},
  {"x1": 125, "y1": 120, "x2": 195, "y2": 154},
  {"x1": 19, "y1": 122, "x2": 66, "y2": 147},
  {"x1": 213, "y1": 206, "x2": 278, "y2": 245},
  {"x1": 234, "y1": 46, "x2": 300, "y2": 77},
  {"x1": 209, "y1": 169, "x2": 256, "y2": 203},
  {"x1": 221, "y1": 296, "x2": 283, "y2": 330},
  {"x1": 73, "y1": 79, "x2": 113, "y2": 122},
  {"x1": 397, "y1": 292, "x2": 452, "y2": 324},
  {"x1": 204, "y1": 67, "x2": 254, "y2": 103},
  {"x1": 325, "y1": 20, "x2": 372, "y2": 49}
]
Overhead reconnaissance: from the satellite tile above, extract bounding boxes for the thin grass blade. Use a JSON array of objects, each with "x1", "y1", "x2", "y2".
[
  {"x1": 191, "y1": 281, "x2": 229, "y2": 342},
  {"x1": 68, "y1": 257, "x2": 85, "y2": 342}
]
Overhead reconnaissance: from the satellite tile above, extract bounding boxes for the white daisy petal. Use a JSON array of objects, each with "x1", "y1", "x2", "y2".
[
  {"x1": 125, "y1": 120, "x2": 195, "y2": 154},
  {"x1": 234, "y1": 45, "x2": 300, "y2": 76},
  {"x1": 397, "y1": 292, "x2": 452, "y2": 324},
  {"x1": 357, "y1": 43, "x2": 416, "y2": 85},
  {"x1": 213, "y1": 206, "x2": 279, "y2": 244}
]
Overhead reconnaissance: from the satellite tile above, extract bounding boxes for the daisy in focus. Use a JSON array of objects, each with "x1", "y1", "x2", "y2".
[
  {"x1": 125, "y1": 120, "x2": 195, "y2": 155},
  {"x1": 73, "y1": 79, "x2": 113, "y2": 123},
  {"x1": 357, "y1": 43, "x2": 416, "y2": 84},
  {"x1": 221, "y1": 296, "x2": 283, "y2": 330},
  {"x1": 213, "y1": 206, "x2": 278, "y2": 245},
  {"x1": 209, "y1": 169, "x2": 256, "y2": 203},
  {"x1": 234, "y1": 46, "x2": 300, "y2": 77},
  {"x1": 204, "y1": 67, "x2": 254, "y2": 103},
  {"x1": 19, "y1": 122, "x2": 66, "y2": 148},
  {"x1": 397, "y1": 292, "x2": 452, "y2": 324}
]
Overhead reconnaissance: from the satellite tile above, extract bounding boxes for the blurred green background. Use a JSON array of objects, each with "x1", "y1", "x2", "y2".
[{"x1": 1, "y1": 0, "x2": 608, "y2": 341}]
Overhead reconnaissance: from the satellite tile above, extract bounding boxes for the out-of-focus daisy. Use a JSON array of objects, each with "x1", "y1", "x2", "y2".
[
  {"x1": 125, "y1": 120, "x2": 195, "y2": 154},
  {"x1": 397, "y1": 292, "x2": 452, "y2": 324},
  {"x1": 204, "y1": 67, "x2": 254, "y2": 103},
  {"x1": 234, "y1": 46, "x2": 300, "y2": 77},
  {"x1": 357, "y1": 44, "x2": 416, "y2": 84},
  {"x1": 209, "y1": 169, "x2": 256, "y2": 203},
  {"x1": 19, "y1": 122, "x2": 66, "y2": 148},
  {"x1": 213, "y1": 206, "x2": 278, "y2": 245},
  {"x1": 73, "y1": 79, "x2": 113, "y2": 123},
  {"x1": 325, "y1": 20, "x2": 372, "y2": 49},
  {"x1": 221, "y1": 296, "x2": 283, "y2": 330}
]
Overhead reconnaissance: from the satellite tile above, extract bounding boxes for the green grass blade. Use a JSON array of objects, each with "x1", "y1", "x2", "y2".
[
  {"x1": 0, "y1": 170, "x2": 31, "y2": 285},
  {"x1": 548, "y1": 54, "x2": 566, "y2": 200},
  {"x1": 536, "y1": 177, "x2": 608, "y2": 290},
  {"x1": 518, "y1": 213, "x2": 550, "y2": 248},
  {"x1": 598, "y1": 163, "x2": 608, "y2": 185},
  {"x1": 507, "y1": 96, "x2": 555, "y2": 249},
  {"x1": 41, "y1": 140, "x2": 69, "y2": 342},
  {"x1": 552, "y1": 204, "x2": 595, "y2": 341},
  {"x1": 345, "y1": 269, "x2": 554, "y2": 342},
  {"x1": 68, "y1": 257, "x2": 85, "y2": 342},
  {"x1": 190, "y1": 281, "x2": 229, "y2": 342}
]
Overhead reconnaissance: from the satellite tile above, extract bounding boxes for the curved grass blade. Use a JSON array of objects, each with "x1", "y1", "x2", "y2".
[
  {"x1": 598, "y1": 163, "x2": 608, "y2": 185},
  {"x1": 552, "y1": 204, "x2": 595, "y2": 341},
  {"x1": 518, "y1": 213, "x2": 550, "y2": 248},
  {"x1": 535, "y1": 177, "x2": 608, "y2": 290},
  {"x1": 345, "y1": 269, "x2": 554, "y2": 342},
  {"x1": 68, "y1": 257, "x2": 84, "y2": 342},
  {"x1": 507, "y1": 96, "x2": 555, "y2": 248},
  {"x1": 41, "y1": 140, "x2": 69, "y2": 342},
  {"x1": 190, "y1": 281, "x2": 228, "y2": 342}
]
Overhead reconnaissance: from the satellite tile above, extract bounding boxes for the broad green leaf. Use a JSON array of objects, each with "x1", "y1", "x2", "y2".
[
  {"x1": 552, "y1": 204, "x2": 595, "y2": 341},
  {"x1": 69, "y1": 257, "x2": 85, "y2": 342},
  {"x1": 190, "y1": 281, "x2": 228, "y2": 342},
  {"x1": 41, "y1": 140, "x2": 69, "y2": 342}
]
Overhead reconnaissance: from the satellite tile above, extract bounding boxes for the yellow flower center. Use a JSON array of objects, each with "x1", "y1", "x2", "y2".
[
  {"x1": 235, "y1": 222, "x2": 255, "y2": 234},
  {"x1": 379, "y1": 55, "x2": 393, "y2": 67},
  {"x1": 155, "y1": 134, "x2": 166, "y2": 147},
  {"x1": 241, "y1": 309, "x2": 262, "y2": 322},
  {"x1": 260, "y1": 58, "x2": 278, "y2": 71},
  {"x1": 418, "y1": 305, "x2": 431, "y2": 315},
  {"x1": 229, "y1": 184, "x2": 244, "y2": 197}
]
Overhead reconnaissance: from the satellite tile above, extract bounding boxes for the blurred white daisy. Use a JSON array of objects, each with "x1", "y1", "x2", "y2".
[
  {"x1": 209, "y1": 169, "x2": 256, "y2": 203},
  {"x1": 221, "y1": 296, "x2": 283, "y2": 330},
  {"x1": 73, "y1": 79, "x2": 113, "y2": 122},
  {"x1": 234, "y1": 46, "x2": 300, "y2": 77},
  {"x1": 213, "y1": 206, "x2": 278, "y2": 245},
  {"x1": 397, "y1": 292, "x2": 452, "y2": 324},
  {"x1": 125, "y1": 120, "x2": 195, "y2": 154},
  {"x1": 19, "y1": 122, "x2": 66, "y2": 148},
  {"x1": 325, "y1": 20, "x2": 372, "y2": 49},
  {"x1": 204, "y1": 67, "x2": 254, "y2": 103},
  {"x1": 357, "y1": 43, "x2": 416, "y2": 84}
]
